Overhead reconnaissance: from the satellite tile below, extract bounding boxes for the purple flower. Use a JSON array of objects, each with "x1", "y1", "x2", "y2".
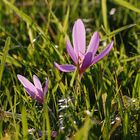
[
  {"x1": 54, "y1": 19, "x2": 114, "y2": 76},
  {"x1": 17, "y1": 74, "x2": 48, "y2": 103}
]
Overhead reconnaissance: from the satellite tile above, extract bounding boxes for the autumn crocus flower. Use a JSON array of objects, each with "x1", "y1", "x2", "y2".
[
  {"x1": 17, "y1": 74, "x2": 48, "y2": 103},
  {"x1": 54, "y1": 19, "x2": 114, "y2": 76}
]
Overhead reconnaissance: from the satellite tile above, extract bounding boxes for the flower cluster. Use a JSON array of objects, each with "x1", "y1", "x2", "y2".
[{"x1": 17, "y1": 19, "x2": 113, "y2": 103}]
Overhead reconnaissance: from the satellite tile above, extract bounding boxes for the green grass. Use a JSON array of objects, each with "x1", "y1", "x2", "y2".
[{"x1": 0, "y1": 0, "x2": 140, "y2": 139}]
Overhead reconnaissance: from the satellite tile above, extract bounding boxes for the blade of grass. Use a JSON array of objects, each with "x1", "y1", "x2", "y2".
[
  {"x1": 132, "y1": 72, "x2": 140, "y2": 99},
  {"x1": 5, "y1": 88, "x2": 16, "y2": 129},
  {"x1": 123, "y1": 112, "x2": 129, "y2": 139},
  {"x1": 70, "y1": 69, "x2": 77, "y2": 87},
  {"x1": 63, "y1": 7, "x2": 70, "y2": 34},
  {"x1": 0, "y1": 52, "x2": 22, "y2": 67},
  {"x1": 113, "y1": 0, "x2": 140, "y2": 14},
  {"x1": 0, "y1": 121, "x2": 2, "y2": 139},
  {"x1": 101, "y1": 24, "x2": 136, "y2": 41},
  {"x1": 43, "y1": 99, "x2": 51, "y2": 140},
  {"x1": 0, "y1": 37, "x2": 11, "y2": 85},
  {"x1": 21, "y1": 106, "x2": 28, "y2": 140},
  {"x1": 70, "y1": 118, "x2": 93, "y2": 140},
  {"x1": 0, "y1": 25, "x2": 23, "y2": 48},
  {"x1": 120, "y1": 55, "x2": 140, "y2": 62},
  {"x1": 101, "y1": 0, "x2": 109, "y2": 32}
]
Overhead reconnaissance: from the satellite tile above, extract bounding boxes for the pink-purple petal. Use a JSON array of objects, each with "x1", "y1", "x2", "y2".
[
  {"x1": 24, "y1": 87, "x2": 37, "y2": 99},
  {"x1": 87, "y1": 32, "x2": 100, "y2": 56},
  {"x1": 35, "y1": 95, "x2": 44, "y2": 103},
  {"x1": 80, "y1": 52, "x2": 93, "y2": 73},
  {"x1": 92, "y1": 41, "x2": 114, "y2": 65},
  {"x1": 72, "y1": 19, "x2": 86, "y2": 58},
  {"x1": 54, "y1": 62, "x2": 76, "y2": 72},
  {"x1": 66, "y1": 40, "x2": 78, "y2": 64},
  {"x1": 17, "y1": 74, "x2": 38, "y2": 98},
  {"x1": 33, "y1": 75, "x2": 43, "y2": 93},
  {"x1": 24, "y1": 87, "x2": 43, "y2": 103}
]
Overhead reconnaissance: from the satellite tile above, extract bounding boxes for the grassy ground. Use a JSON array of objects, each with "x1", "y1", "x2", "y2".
[{"x1": 0, "y1": 0, "x2": 140, "y2": 139}]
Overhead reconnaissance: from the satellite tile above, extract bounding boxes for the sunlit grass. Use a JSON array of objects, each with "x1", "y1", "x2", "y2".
[{"x1": 0, "y1": 0, "x2": 140, "y2": 139}]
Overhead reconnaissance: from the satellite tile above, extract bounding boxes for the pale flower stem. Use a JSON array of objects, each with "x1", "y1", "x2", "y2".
[{"x1": 74, "y1": 72, "x2": 82, "y2": 106}]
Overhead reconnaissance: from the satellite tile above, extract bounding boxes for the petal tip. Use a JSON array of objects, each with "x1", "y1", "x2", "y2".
[
  {"x1": 111, "y1": 41, "x2": 114, "y2": 45},
  {"x1": 17, "y1": 74, "x2": 21, "y2": 78},
  {"x1": 17, "y1": 74, "x2": 24, "y2": 81},
  {"x1": 76, "y1": 18, "x2": 83, "y2": 23},
  {"x1": 54, "y1": 62, "x2": 58, "y2": 68}
]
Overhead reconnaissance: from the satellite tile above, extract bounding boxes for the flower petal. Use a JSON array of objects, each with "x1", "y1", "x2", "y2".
[
  {"x1": 17, "y1": 74, "x2": 37, "y2": 98},
  {"x1": 33, "y1": 75, "x2": 43, "y2": 92},
  {"x1": 72, "y1": 19, "x2": 86, "y2": 57},
  {"x1": 35, "y1": 96, "x2": 44, "y2": 103},
  {"x1": 87, "y1": 32, "x2": 100, "y2": 56},
  {"x1": 66, "y1": 40, "x2": 78, "y2": 64},
  {"x1": 43, "y1": 78, "x2": 48, "y2": 95},
  {"x1": 92, "y1": 41, "x2": 114, "y2": 64},
  {"x1": 80, "y1": 52, "x2": 93, "y2": 73},
  {"x1": 54, "y1": 62, "x2": 76, "y2": 72}
]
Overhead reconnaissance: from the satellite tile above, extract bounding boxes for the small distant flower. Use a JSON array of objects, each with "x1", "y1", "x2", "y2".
[
  {"x1": 54, "y1": 19, "x2": 114, "y2": 76},
  {"x1": 17, "y1": 74, "x2": 48, "y2": 103}
]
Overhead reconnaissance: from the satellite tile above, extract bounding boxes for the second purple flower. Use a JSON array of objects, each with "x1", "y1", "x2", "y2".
[{"x1": 17, "y1": 74, "x2": 48, "y2": 103}]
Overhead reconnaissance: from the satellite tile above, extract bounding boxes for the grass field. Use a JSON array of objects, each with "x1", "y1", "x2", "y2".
[{"x1": 0, "y1": 0, "x2": 140, "y2": 139}]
